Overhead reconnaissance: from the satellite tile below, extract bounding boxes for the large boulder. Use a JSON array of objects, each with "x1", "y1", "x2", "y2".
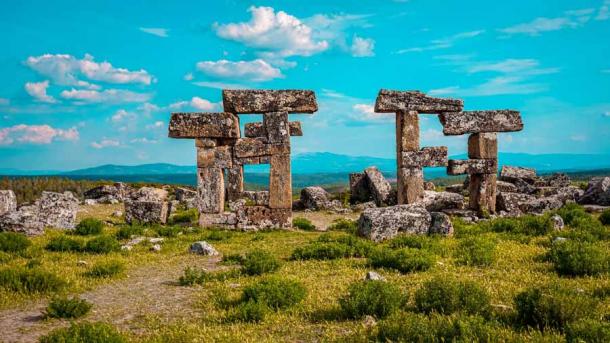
[
  {"x1": 133, "y1": 187, "x2": 168, "y2": 201},
  {"x1": 300, "y1": 186, "x2": 332, "y2": 210},
  {"x1": 545, "y1": 173, "x2": 571, "y2": 188},
  {"x1": 496, "y1": 181, "x2": 518, "y2": 193},
  {"x1": 429, "y1": 212, "x2": 453, "y2": 236},
  {"x1": 189, "y1": 241, "x2": 219, "y2": 256},
  {"x1": 357, "y1": 204, "x2": 431, "y2": 242},
  {"x1": 0, "y1": 205, "x2": 43, "y2": 235},
  {"x1": 551, "y1": 186, "x2": 584, "y2": 204},
  {"x1": 349, "y1": 172, "x2": 371, "y2": 203},
  {"x1": 175, "y1": 187, "x2": 198, "y2": 209},
  {"x1": 364, "y1": 167, "x2": 392, "y2": 206},
  {"x1": 496, "y1": 192, "x2": 535, "y2": 214},
  {"x1": 0, "y1": 190, "x2": 17, "y2": 216},
  {"x1": 578, "y1": 177, "x2": 610, "y2": 206},
  {"x1": 36, "y1": 191, "x2": 79, "y2": 229},
  {"x1": 519, "y1": 197, "x2": 563, "y2": 214},
  {"x1": 125, "y1": 187, "x2": 171, "y2": 224},
  {"x1": 500, "y1": 166, "x2": 537, "y2": 183},
  {"x1": 84, "y1": 182, "x2": 133, "y2": 203},
  {"x1": 421, "y1": 191, "x2": 464, "y2": 212}
]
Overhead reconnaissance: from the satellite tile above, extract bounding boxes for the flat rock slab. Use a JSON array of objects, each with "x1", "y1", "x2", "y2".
[
  {"x1": 244, "y1": 121, "x2": 303, "y2": 138},
  {"x1": 500, "y1": 166, "x2": 537, "y2": 182},
  {"x1": 168, "y1": 112, "x2": 240, "y2": 138},
  {"x1": 440, "y1": 110, "x2": 523, "y2": 135},
  {"x1": 357, "y1": 204, "x2": 431, "y2": 242},
  {"x1": 222, "y1": 89, "x2": 318, "y2": 114},
  {"x1": 401, "y1": 147, "x2": 448, "y2": 168},
  {"x1": 374, "y1": 89, "x2": 463, "y2": 113},
  {"x1": 421, "y1": 191, "x2": 465, "y2": 212},
  {"x1": 447, "y1": 159, "x2": 497, "y2": 175}
]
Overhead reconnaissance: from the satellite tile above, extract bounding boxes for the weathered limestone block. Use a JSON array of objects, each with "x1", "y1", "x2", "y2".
[
  {"x1": 289, "y1": 121, "x2": 303, "y2": 136},
  {"x1": 84, "y1": 182, "x2": 134, "y2": 203},
  {"x1": 234, "y1": 156, "x2": 263, "y2": 165},
  {"x1": 398, "y1": 168, "x2": 424, "y2": 204},
  {"x1": 199, "y1": 212, "x2": 238, "y2": 227},
  {"x1": 234, "y1": 138, "x2": 269, "y2": 158},
  {"x1": 422, "y1": 191, "x2": 465, "y2": 212},
  {"x1": 364, "y1": 167, "x2": 392, "y2": 206},
  {"x1": 357, "y1": 204, "x2": 431, "y2": 242},
  {"x1": 189, "y1": 241, "x2": 219, "y2": 256},
  {"x1": 511, "y1": 178, "x2": 538, "y2": 195},
  {"x1": 244, "y1": 121, "x2": 303, "y2": 138},
  {"x1": 552, "y1": 186, "x2": 584, "y2": 204},
  {"x1": 350, "y1": 172, "x2": 370, "y2": 203},
  {"x1": 499, "y1": 166, "x2": 537, "y2": 183},
  {"x1": 496, "y1": 192, "x2": 535, "y2": 213},
  {"x1": 197, "y1": 167, "x2": 225, "y2": 213},
  {"x1": 226, "y1": 165, "x2": 244, "y2": 202},
  {"x1": 125, "y1": 200, "x2": 170, "y2": 225},
  {"x1": 468, "y1": 133, "x2": 498, "y2": 159},
  {"x1": 168, "y1": 112, "x2": 240, "y2": 138},
  {"x1": 447, "y1": 159, "x2": 497, "y2": 175},
  {"x1": 440, "y1": 110, "x2": 523, "y2": 135},
  {"x1": 400, "y1": 147, "x2": 448, "y2": 168},
  {"x1": 429, "y1": 212, "x2": 454, "y2": 236},
  {"x1": 222, "y1": 89, "x2": 318, "y2": 114},
  {"x1": 133, "y1": 187, "x2": 168, "y2": 202},
  {"x1": 242, "y1": 191, "x2": 269, "y2": 206},
  {"x1": 0, "y1": 205, "x2": 43, "y2": 235},
  {"x1": 0, "y1": 190, "x2": 17, "y2": 216},
  {"x1": 497, "y1": 181, "x2": 518, "y2": 193},
  {"x1": 300, "y1": 186, "x2": 331, "y2": 210},
  {"x1": 445, "y1": 184, "x2": 464, "y2": 194},
  {"x1": 545, "y1": 173, "x2": 571, "y2": 188},
  {"x1": 197, "y1": 146, "x2": 232, "y2": 168},
  {"x1": 236, "y1": 206, "x2": 291, "y2": 230},
  {"x1": 519, "y1": 197, "x2": 563, "y2": 214},
  {"x1": 195, "y1": 138, "x2": 217, "y2": 148},
  {"x1": 263, "y1": 112, "x2": 290, "y2": 143},
  {"x1": 396, "y1": 110, "x2": 420, "y2": 152},
  {"x1": 374, "y1": 89, "x2": 463, "y2": 113},
  {"x1": 469, "y1": 174, "x2": 497, "y2": 214},
  {"x1": 578, "y1": 177, "x2": 610, "y2": 206},
  {"x1": 269, "y1": 154, "x2": 292, "y2": 209},
  {"x1": 37, "y1": 191, "x2": 79, "y2": 229},
  {"x1": 175, "y1": 187, "x2": 197, "y2": 209}
]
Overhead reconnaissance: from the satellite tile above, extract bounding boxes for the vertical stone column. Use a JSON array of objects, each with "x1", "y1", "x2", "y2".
[
  {"x1": 468, "y1": 133, "x2": 498, "y2": 214},
  {"x1": 269, "y1": 153, "x2": 292, "y2": 209},
  {"x1": 396, "y1": 110, "x2": 423, "y2": 204},
  {"x1": 226, "y1": 165, "x2": 243, "y2": 201},
  {"x1": 197, "y1": 167, "x2": 225, "y2": 214}
]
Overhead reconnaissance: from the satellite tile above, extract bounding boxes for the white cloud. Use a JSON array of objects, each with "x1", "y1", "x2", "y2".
[
  {"x1": 110, "y1": 109, "x2": 135, "y2": 123},
  {"x1": 352, "y1": 103, "x2": 393, "y2": 122},
  {"x1": 396, "y1": 30, "x2": 484, "y2": 54},
  {"x1": 499, "y1": 9, "x2": 596, "y2": 36},
  {"x1": 25, "y1": 54, "x2": 153, "y2": 86},
  {"x1": 0, "y1": 98, "x2": 9, "y2": 105},
  {"x1": 214, "y1": 6, "x2": 329, "y2": 58},
  {"x1": 350, "y1": 35, "x2": 375, "y2": 57},
  {"x1": 421, "y1": 129, "x2": 443, "y2": 140},
  {"x1": 467, "y1": 59, "x2": 559, "y2": 75},
  {"x1": 60, "y1": 88, "x2": 152, "y2": 104},
  {"x1": 195, "y1": 59, "x2": 283, "y2": 82},
  {"x1": 598, "y1": 0, "x2": 610, "y2": 20},
  {"x1": 183, "y1": 73, "x2": 194, "y2": 81},
  {"x1": 145, "y1": 121, "x2": 164, "y2": 130},
  {"x1": 192, "y1": 81, "x2": 248, "y2": 90},
  {"x1": 24, "y1": 80, "x2": 57, "y2": 103},
  {"x1": 0, "y1": 124, "x2": 79, "y2": 145},
  {"x1": 90, "y1": 139, "x2": 120, "y2": 149},
  {"x1": 130, "y1": 137, "x2": 158, "y2": 144},
  {"x1": 169, "y1": 97, "x2": 219, "y2": 111},
  {"x1": 139, "y1": 27, "x2": 169, "y2": 37}
]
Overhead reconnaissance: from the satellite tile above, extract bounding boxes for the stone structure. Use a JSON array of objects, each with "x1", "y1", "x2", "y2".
[
  {"x1": 124, "y1": 187, "x2": 171, "y2": 225},
  {"x1": 168, "y1": 89, "x2": 317, "y2": 229},
  {"x1": 442, "y1": 110, "x2": 523, "y2": 215},
  {"x1": 374, "y1": 90, "x2": 457, "y2": 204},
  {"x1": 0, "y1": 190, "x2": 17, "y2": 216}
]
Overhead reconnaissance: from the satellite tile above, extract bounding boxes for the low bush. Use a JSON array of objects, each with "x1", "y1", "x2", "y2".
[
  {"x1": 84, "y1": 236, "x2": 120, "y2": 254},
  {"x1": 45, "y1": 296, "x2": 93, "y2": 319},
  {"x1": 0, "y1": 232, "x2": 31, "y2": 253},
  {"x1": 514, "y1": 285, "x2": 597, "y2": 331},
  {"x1": 26, "y1": 259, "x2": 42, "y2": 269},
  {"x1": 592, "y1": 285, "x2": 610, "y2": 299},
  {"x1": 369, "y1": 248, "x2": 434, "y2": 274},
  {"x1": 292, "y1": 217, "x2": 316, "y2": 231},
  {"x1": 485, "y1": 215, "x2": 554, "y2": 236},
  {"x1": 561, "y1": 216, "x2": 610, "y2": 242},
  {"x1": 45, "y1": 236, "x2": 84, "y2": 252},
  {"x1": 169, "y1": 208, "x2": 198, "y2": 224},
  {"x1": 455, "y1": 236, "x2": 496, "y2": 267},
  {"x1": 566, "y1": 319, "x2": 610, "y2": 343},
  {"x1": 327, "y1": 218, "x2": 357, "y2": 233},
  {"x1": 0, "y1": 267, "x2": 65, "y2": 293},
  {"x1": 230, "y1": 300, "x2": 268, "y2": 323},
  {"x1": 178, "y1": 267, "x2": 210, "y2": 286},
  {"x1": 557, "y1": 203, "x2": 589, "y2": 226},
  {"x1": 241, "y1": 250, "x2": 281, "y2": 276},
  {"x1": 242, "y1": 277, "x2": 306, "y2": 310},
  {"x1": 600, "y1": 209, "x2": 610, "y2": 226},
  {"x1": 414, "y1": 277, "x2": 491, "y2": 317},
  {"x1": 548, "y1": 240, "x2": 609, "y2": 276},
  {"x1": 155, "y1": 225, "x2": 183, "y2": 238},
  {"x1": 74, "y1": 218, "x2": 104, "y2": 235},
  {"x1": 85, "y1": 260, "x2": 124, "y2": 278},
  {"x1": 291, "y1": 242, "x2": 349, "y2": 260},
  {"x1": 115, "y1": 225, "x2": 145, "y2": 240},
  {"x1": 317, "y1": 233, "x2": 374, "y2": 257},
  {"x1": 339, "y1": 280, "x2": 404, "y2": 319},
  {"x1": 389, "y1": 234, "x2": 442, "y2": 253},
  {"x1": 205, "y1": 229, "x2": 233, "y2": 241},
  {"x1": 39, "y1": 322, "x2": 126, "y2": 343},
  {"x1": 222, "y1": 253, "x2": 245, "y2": 265}
]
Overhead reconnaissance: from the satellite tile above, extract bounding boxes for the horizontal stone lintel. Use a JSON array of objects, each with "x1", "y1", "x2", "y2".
[
  {"x1": 168, "y1": 112, "x2": 239, "y2": 139},
  {"x1": 244, "y1": 121, "x2": 303, "y2": 138},
  {"x1": 440, "y1": 110, "x2": 523, "y2": 135},
  {"x1": 234, "y1": 156, "x2": 271, "y2": 166},
  {"x1": 233, "y1": 138, "x2": 290, "y2": 158},
  {"x1": 400, "y1": 146, "x2": 448, "y2": 168},
  {"x1": 374, "y1": 89, "x2": 463, "y2": 114},
  {"x1": 447, "y1": 159, "x2": 498, "y2": 175},
  {"x1": 222, "y1": 89, "x2": 318, "y2": 114}
]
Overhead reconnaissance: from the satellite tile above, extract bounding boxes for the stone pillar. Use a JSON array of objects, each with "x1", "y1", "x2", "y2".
[
  {"x1": 467, "y1": 133, "x2": 498, "y2": 214},
  {"x1": 397, "y1": 111, "x2": 423, "y2": 204},
  {"x1": 269, "y1": 154, "x2": 292, "y2": 209},
  {"x1": 197, "y1": 167, "x2": 225, "y2": 214},
  {"x1": 226, "y1": 165, "x2": 243, "y2": 201}
]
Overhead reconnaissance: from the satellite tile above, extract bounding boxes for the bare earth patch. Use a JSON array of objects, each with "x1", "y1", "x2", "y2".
[{"x1": 294, "y1": 210, "x2": 360, "y2": 231}]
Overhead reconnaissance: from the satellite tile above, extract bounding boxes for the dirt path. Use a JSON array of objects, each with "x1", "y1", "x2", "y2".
[{"x1": 0, "y1": 255, "x2": 220, "y2": 343}]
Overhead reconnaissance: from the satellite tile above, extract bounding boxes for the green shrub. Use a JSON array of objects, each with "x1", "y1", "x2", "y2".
[
  {"x1": 74, "y1": 218, "x2": 104, "y2": 235},
  {"x1": 389, "y1": 234, "x2": 442, "y2": 254},
  {"x1": 291, "y1": 242, "x2": 349, "y2": 260},
  {"x1": 205, "y1": 229, "x2": 233, "y2": 241},
  {"x1": 339, "y1": 280, "x2": 404, "y2": 319},
  {"x1": 455, "y1": 236, "x2": 496, "y2": 267},
  {"x1": 369, "y1": 248, "x2": 434, "y2": 274},
  {"x1": 566, "y1": 319, "x2": 610, "y2": 343},
  {"x1": 328, "y1": 218, "x2": 357, "y2": 233},
  {"x1": 84, "y1": 236, "x2": 120, "y2": 254},
  {"x1": 115, "y1": 225, "x2": 144, "y2": 240},
  {"x1": 292, "y1": 217, "x2": 316, "y2": 231},
  {"x1": 85, "y1": 260, "x2": 124, "y2": 278},
  {"x1": 592, "y1": 285, "x2": 610, "y2": 299},
  {"x1": 514, "y1": 285, "x2": 597, "y2": 331},
  {"x1": 600, "y1": 209, "x2": 610, "y2": 226},
  {"x1": 557, "y1": 203, "x2": 589, "y2": 226},
  {"x1": 241, "y1": 250, "x2": 281, "y2": 276},
  {"x1": 414, "y1": 277, "x2": 490, "y2": 317},
  {"x1": 26, "y1": 259, "x2": 42, "y2": 269},
  {"x1": 45, "y1": 236, "x2": 84, "y2": 252},
  {"x1": 317, "y1": 233, "x2": 374, "y2": 257},
  {"x1": 178, "y1": 267, "x2": 210, "y2": 286},
  {"x1": 45, "y1": 296, "x2": 92, "y2": 319},
  {"x1": 155, "y1": 225, "x2": 183, "y2": 238},
  {"x1": 548, "y1": 240, "x2": 609, "y2": 276},
  {"x1": 222, "y1": 253, "x2": 245, "y2": 265},
  {"x1": 169, "y1": 208, "x2": 198, "y2": 224},
  {"x1": 560, "y1": 215, "x2": 610, "y2": 243},
  {"x1": 485, "y1": 215, "x2": 554, "y2": 236},
  {"x1": 230, "y1": 300, "x2": 268, "y2": 323},
  {"x1": 39, "y1": 322, "x2": 126, "y2": 343},
  {"x1": 242, "y1": 277, "x2": 306, "y2": 310},
  {"x1": 0, "y1": 267, "x2": 65, "y2": 293},
  {"x1": 0, "y1": 232, "x2": 31, "y2": 253}
]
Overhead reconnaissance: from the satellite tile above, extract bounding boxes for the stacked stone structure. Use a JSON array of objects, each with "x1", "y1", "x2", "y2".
[{"x1": 168, "y1": 89, "x2": 317, "y2": 230}]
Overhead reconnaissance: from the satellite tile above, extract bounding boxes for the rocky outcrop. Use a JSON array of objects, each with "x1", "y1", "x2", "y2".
[
  {"x1": 519, "y1": 197, "x2": 563, "y2": 214},
  {"x1": 300, "y1": 186, "x2": 332, "y2": 210},
  {"x1": 578, "y1": 177, "x2": 610, "y2": 206},
  {"x1": 357, "y1": 204, "x2": 431, "y2": 242},
  {"x1": 84, "y1": 182, "x2": 133, "y2": 203},
  {"x1": 545, "y1": 173, "x2": 571, "y2": 188},
  {"x1": 421, "y1": 191, "x2": 464, "y2": 212},
  {"x1": 36, "y1": 191, "x2": 79, "y2": 229},
  {"x1": 0, "y1": 190, "x2": 17, "y2": 216}
]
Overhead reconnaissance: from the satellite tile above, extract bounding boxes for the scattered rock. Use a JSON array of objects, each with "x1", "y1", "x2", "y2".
[
  {"x1": 429, "y1": 212, "x2": 454, "y2": 236},
  {"x1": 111, "y1": 210, "x2": 123, "y2": 218},
  {"x1": 553, "y1": 237, "x2": 567, "y2": 244},
  {"x1": 124, "y1": 200, "x2": 170, "y2": 225},
  {"x1": 0, "y1": 205, "x2": 44, "y2": 235},
  {"x1": 362, "y1": 315, "x2": 377, "y2": 328},
  {"x1": 83, "y1": 199, "x2": 97, "y2": 206},
  {"x1": 519, "y1": 197, "x2": 563, "y2": 214},
  {"x1": 578, "y1": 177, "x2": 610, "y2": 206},
  {"x1": 37, "y1": 191, "x2": 79, "y2": 229},
  {"x1": 500, "y1": 166, "x2": 537, "y2": 183},
  {"x1": 77, "y1": 260, "x2": 88, "y2": 266},
  {"x1": 357, "y1": 204, "x2": 431, "y2": 242},
  {"x1": 351, "y1": 201, "x2": 377, "y2": 212},
  {"x1": 545, "y1": 173, "x2": 571, "y2": 188},
  {"x1": 421, "y1": 191, "x2": 464, "y2": 212},
  {"x1": 496, "y1": 181, "x2": 518, "y2": 193},
  {"x1": 121, "y1": 245, "x2": 133, "y2": 251},
  {"x1": 444, "y1": 184, "x2": 463, "y2": 194},
  {"x1": 550, "y1": 214, "x2": 564, "y2": 231},
  {"x1": 150, "y1": 244, "x2": 161, "y2": 252},
  {"x1": 175, "y1": 187, "x2": 198, "y2": 209},
  {"x1": 149, "y1": 237, "x2": 165, "y2": 244},
  {"x1": 84, "y1": 182, "x2": 133, "y2": 203},
  {"x1": 583, "y1": 204, "x2": 609, "y2": 213},
  {"x1": 365, "y1": 271, "x2": 385, "y2": 281},
  {"x1": 0, "y1": 190, "x2": 17, "y2": 216},
  {"x1": 364, "y1": 167, "x2": 392, "y2": 206},
  {"x1": 300, "y1": 186, "x2": 332, "y2": 210},
  {"x1": 190, "y1": 241, "x2": 219, "y2": 256},
  {"x1": 496, "y1": 192, "x2": 535, "y2": 214}
]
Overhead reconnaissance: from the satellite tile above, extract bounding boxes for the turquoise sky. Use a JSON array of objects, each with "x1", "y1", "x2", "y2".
[{"x1": 1, "y1": 0, "x2": 609, "y2": 170}]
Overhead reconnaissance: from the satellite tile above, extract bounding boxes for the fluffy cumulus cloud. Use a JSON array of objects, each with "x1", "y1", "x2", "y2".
[
  {"x1": 195, "y1": 59, "x2": 283, "y2": 82},
  {"x1": 214, "y1": 6, "x2": 329, "y2": 57},
  {"x1": 350, "y1": 35, "x2": 375, "y2": 57},
  {"x1": 169, "y1": 96, "x2": 218, "y2": 111},
  {"x1": 90, "y1": 139, "x2": 120, "y2": 149},
  {"x1": 111, "y1": 109, "x2": 136, "y2": 123},
  {"x1": 25, "y1": 54, "x2": 153, "y2": 87},
  {"x1": 499, "y1": 8, "x2": 599, "y2": 36},
  {"x1": 139, "y1": 27, "x2": 169, "y2": 37},
  {"x1": 24, "y1": 80, "x2": 57, "y2": 103},
  {"x1": 352, "y1": 103, "x2": 393, "y2": 123},
  {"x1": 60, "y1": 88, "x2": 152, "y2": 104},
  {"x1": 0, "y1": 124, "x2": 79, "y2": 145}
]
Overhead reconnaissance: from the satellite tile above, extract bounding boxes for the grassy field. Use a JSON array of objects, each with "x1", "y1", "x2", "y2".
[{"x1": 0, "y1": 204, "x2": 609, "y2": 342}]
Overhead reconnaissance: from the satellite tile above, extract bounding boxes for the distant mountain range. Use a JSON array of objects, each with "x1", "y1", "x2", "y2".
[{"x1": 2, "y1": 152, "x2": 610, "y2": 177}]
